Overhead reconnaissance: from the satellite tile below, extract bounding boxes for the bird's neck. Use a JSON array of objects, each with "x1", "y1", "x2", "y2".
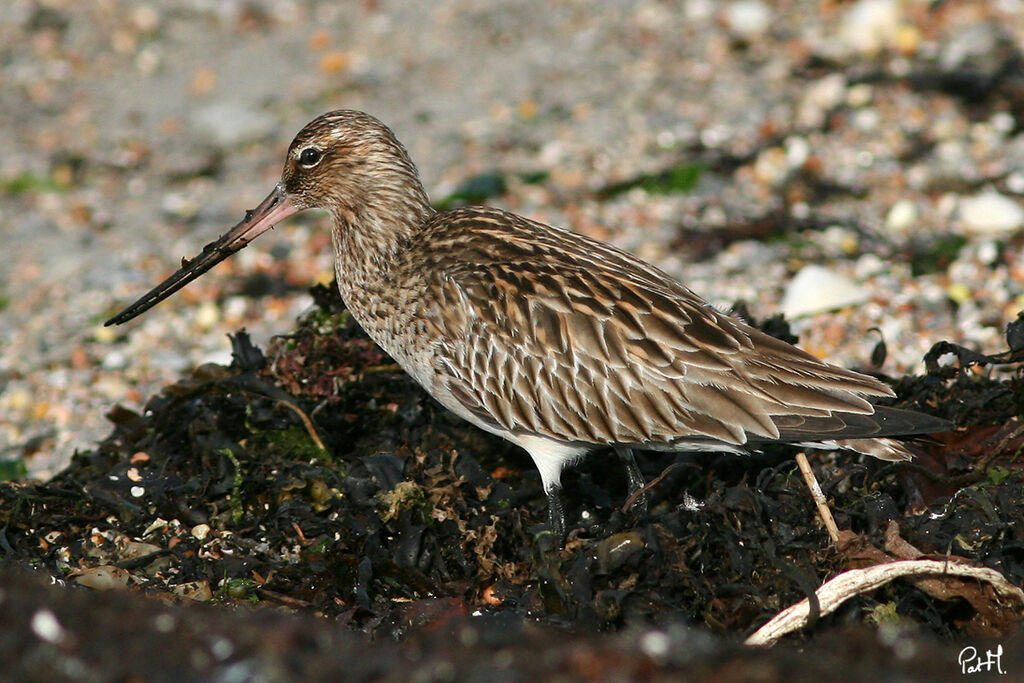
[
  {"x1": 330, "y1": 182, "x2": 435, "y2": 286},
  {"x1": 329, "y1": 184, "x2": 435, "y2": 361}
]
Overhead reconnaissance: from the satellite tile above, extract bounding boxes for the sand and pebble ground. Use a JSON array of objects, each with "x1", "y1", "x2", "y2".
[{"x1": 2, "y1": 0, "x2": 1023, "y2": 479}]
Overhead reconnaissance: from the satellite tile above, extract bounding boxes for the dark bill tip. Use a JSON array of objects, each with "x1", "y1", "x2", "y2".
[{"x1": 105, "y1": 184, "x2": 299, "y2": 326}]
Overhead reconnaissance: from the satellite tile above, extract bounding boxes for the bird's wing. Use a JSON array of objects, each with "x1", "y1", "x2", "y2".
[{"x1": 420, "y1": 207, "x2": 894, "y2": 448}]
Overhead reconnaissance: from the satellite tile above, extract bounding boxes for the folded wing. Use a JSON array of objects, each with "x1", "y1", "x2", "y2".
[{"x1": 420, "y1": 207, "x2": 923, "y2": 450}]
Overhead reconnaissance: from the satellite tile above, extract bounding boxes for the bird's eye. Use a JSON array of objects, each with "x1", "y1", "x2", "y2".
[{"x1": 298, "y1": 147, "x2": 322, "y2": 167}]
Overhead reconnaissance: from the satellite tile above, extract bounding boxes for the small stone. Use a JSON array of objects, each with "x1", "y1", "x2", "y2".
[
  {"x1": 885, "y1": 199, "x2": 918, "y2": 234},
  {"x1": 172, "y1": 580, "x2": 213, "y2": 602},
  {"x1": 73, "y1": 565, "x2": 131, "y2": 591},
  {"x1": 991, "y1": 112, "x2": 1015, "y2": 135},
  {"x1": 852, "y1": 108, "x2": 880, "y2": 132},
  {"x1": 100, "y1": 349, "x2": 127, "y2": 370},
  {"x1": 594, "y1": 531, "x2": 646, "y2": 574},
  {"x1": 753, "y1": 146, "x2": 788, "y2": 186},
  {"x1": 31, "y1": 609, "x2": 67, "y2": 644},
  {"x1": 724, "y1": 1, "x2": 772, "y2": 39},
  {"x1": 153, "y1": 614, "x2": 176, "y2": 633},
  {"x1": 194, "y1": 300, "x2": 221, "y2": 330},
  {"x1": 846, "y1": 83, "x2": 873, "y2": 108},
  {"x1": 894, "y1": 24, "x2": 920, "y2": 55},
  {"x1": 958, "y1": 191, "x2": 1024, "y2": 235},
  {"x1": 785, "y1": 136, "x2": 810, "y2": 169},
  {"x1": 821, "y1": 225, "x2": 859, "y2": 255},
  {"x1": 978, "y1": 241, "x2": 999, "y2": 266},
  {"x1": 3, "y1": 387, "x2": 31, "y2": 413},
  {"x1": 199, "y1": 347, "x2": 234, "y2": 367},
  {"x1": 93, "y1": 325, "x2": 118, "y2": 344},
  {"x1": 639, "y1": 630, "x2": 671, "y2": 660},
  {"x1": 838, "y1": 0, "x2": 901, "y2": 56},
  {"x1": 937, "y1": 193, "x2": 959, "y2": 218},
  {"x1": 189, "y1": 66, "x2": 217, "y2": 96},
  {"x1": 142, "y1": 518, "x2": 169, "y2": 536},
  {"x1": 947, "y1": 282, "x2": 971, "y2": 304},
  {"x1": 781, "y1": 265, "x2": 869, "y2": 318},
  {"x1": 797, "y1": 74, "x2": 847, "y2": 128},
  {"x1": 131, "y1": 5, "x2": 160, "y2": 32},
  {"x1": 192, "y1": 523, "x2": 211, "y2": 540},
  {"x1": 319, "y1": 51, "x2": 351, "y2": 74}
]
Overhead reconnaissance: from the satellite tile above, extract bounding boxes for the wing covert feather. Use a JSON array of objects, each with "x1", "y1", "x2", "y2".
[{"x1": 416, "y1": 207, "x2": 895, "y2": 448}]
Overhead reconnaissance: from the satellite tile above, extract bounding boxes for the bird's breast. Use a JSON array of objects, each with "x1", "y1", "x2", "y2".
[{"x1": 333, "y1": 266, "x2": 447, "y2": 387}]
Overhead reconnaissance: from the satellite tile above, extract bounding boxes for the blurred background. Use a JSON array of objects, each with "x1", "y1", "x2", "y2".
[{"x1": 1, "y1": 0, "x2": 1022, "y2": 479}]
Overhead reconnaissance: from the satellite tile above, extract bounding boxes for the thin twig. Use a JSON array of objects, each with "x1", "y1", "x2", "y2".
[
  {"x1": 274, "y1": 399, "x2": 327, "y2": 452},
  {"x1": 795, "y1": 452, "x2": 840, "y2": 544},
  {"x1": 621, "y1": 461, "x2": 686, "y2": 514}
]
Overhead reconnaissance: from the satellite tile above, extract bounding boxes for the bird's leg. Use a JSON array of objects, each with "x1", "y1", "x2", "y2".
[
  {"x1": 615, "y1": 447, "x2": 649, "y2": 516},
  {"x1": 545, "y1": 487, "x2": 567, "y2": 547}
]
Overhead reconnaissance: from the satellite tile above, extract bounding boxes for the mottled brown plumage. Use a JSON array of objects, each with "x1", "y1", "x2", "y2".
[{"x1": 107, "y1": 110, "x2": 949, "y2": 540}]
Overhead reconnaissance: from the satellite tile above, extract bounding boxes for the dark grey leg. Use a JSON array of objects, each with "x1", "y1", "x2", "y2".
[
  {"x1": 546, "y1": 487, "x2": 567, "y2": 547},
  {"x1": 616, "y1": 447, "x2": 649, "y2": 516}
]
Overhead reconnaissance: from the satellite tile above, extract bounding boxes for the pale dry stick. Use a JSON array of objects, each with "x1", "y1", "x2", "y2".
[
  {"x1": 274, "y1": 399, "x2": 328, "y2": 453},
  {"x1": 795, "y1": 451, "x2": 840, "y2": 544},
  {"x1": 746, "y1": 559, "x2": 1024, "y2": 646}
]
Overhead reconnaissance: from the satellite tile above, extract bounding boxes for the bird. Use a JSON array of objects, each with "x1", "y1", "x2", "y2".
[{"x1": 106, "y1": 110, "x2": 949, "y2": 542}]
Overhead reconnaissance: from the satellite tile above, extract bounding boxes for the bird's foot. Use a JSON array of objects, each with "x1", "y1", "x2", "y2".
[
  {"x1": 544, "y1": 488, "x2": 567, "y2": 549},
  {"x1": 616, "y1": 447, "x2": 649, "y2": 518}
]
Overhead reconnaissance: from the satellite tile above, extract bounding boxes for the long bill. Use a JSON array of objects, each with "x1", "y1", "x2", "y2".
[{"x1": 105, "y1": 183, "x2": 300, "y2": 326}]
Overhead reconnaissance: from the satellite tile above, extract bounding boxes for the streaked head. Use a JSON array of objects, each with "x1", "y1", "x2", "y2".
[
  {"x1": 281, "y1": 110, "x2": 426, "y2": 219},
  {"x1": 105, "y1": 110, "x2": 430, "y2": 326}
]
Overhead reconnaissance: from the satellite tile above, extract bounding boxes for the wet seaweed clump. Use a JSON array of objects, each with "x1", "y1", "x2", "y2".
[{"x1": 1, "y1": 285, "x2": 1023, "y2": 673}]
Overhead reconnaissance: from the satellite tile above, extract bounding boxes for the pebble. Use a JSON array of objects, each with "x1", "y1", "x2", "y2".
[
  {"x1": 100, "y1": 350, "x2": 128, "y2": 371},
  {"x1": 143, "y1": 518, "x2": 170, "y2": 537},
  {"x1": 73, "y1": 565, "x2": 132, "y2": 591},
  {"x1": 785, "y1": 136, "x2": 810, "y2": 169},
  {"x1": 977, "y1": 241, "x2": 999, "y2": 266},
  {"x1": 723, "y1": 1, "x2": 772, "y2": 39},
  {"x1": 93, "y1": 325, "x2": 118, "y2": 344},
  {"x1": 820, "y1": 226, "x2": 859, "y2": 255},
  {"x1": 194, "y1": 300, "x2": 222, "y2": 330},
  {"x1": 846, "y1": 84, "x2": 873, "y2": 108},
  {"x1": 780, "y1": 265, "x2": 869, "y2": 319},
  {"x1": 753, "y1": 147, "x2": 789, "y2": 187},
  {"x1": 172, "y1": 580, "x2": 213, "y2": 602},
  {"x1": 958, "y1": 191, "x2": 1024, "y2": 235},
  {"x1": 947, "y1": 282, "x2": 972, "y2": 304},
  {"x1": 838, "y1": 0, "x2": 902, "y2": 55},
  {"x1": 30, "y1": 609, "x2": 67, "y2": 644},
  {"x1": 639, "y1": 630, "x2": 671, "y2": 660},
  {"x1": 797, "y1": 74, "x2": 846, "y2": 128},
  {"x1": 885, "y1": 199, "x2": 918, "y2": 234}
]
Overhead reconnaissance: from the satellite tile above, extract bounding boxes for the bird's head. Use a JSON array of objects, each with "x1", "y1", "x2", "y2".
[{"x1": 105, "y1": 110, "x2": 430, "y2": 326}]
